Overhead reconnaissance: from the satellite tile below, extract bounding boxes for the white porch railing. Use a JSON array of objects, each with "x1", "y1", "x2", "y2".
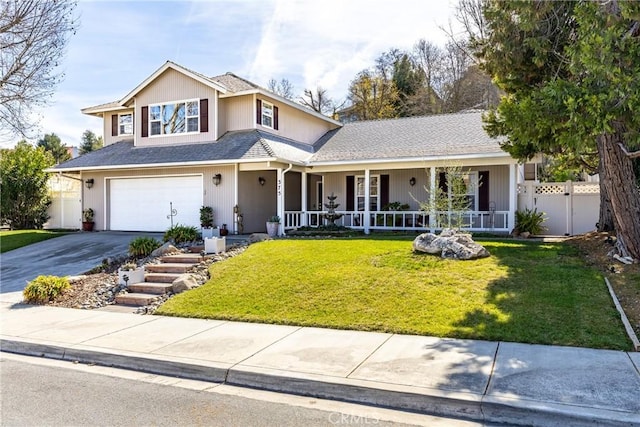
[{"x1": 284, "y1": 210, "x2": 511, "y2": 232}]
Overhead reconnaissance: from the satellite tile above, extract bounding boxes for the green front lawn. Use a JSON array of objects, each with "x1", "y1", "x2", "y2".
[
  {"x1": 157, "y1": 237, "x2": 632, "y2": 350},
  {"x1": 0, "y1": 230, "x2": 68, "y2": 253}
]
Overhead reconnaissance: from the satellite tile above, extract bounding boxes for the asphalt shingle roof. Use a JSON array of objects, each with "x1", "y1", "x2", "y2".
[
  {"x1": 210, "y1": 73, "x2": 259, "y2": 93},
  {"x1": 53, "y1": 130, "x2": 314, "y2": 170},
  {"x1": 310, "y1": 111, "x2": 504, "y2": 163}
]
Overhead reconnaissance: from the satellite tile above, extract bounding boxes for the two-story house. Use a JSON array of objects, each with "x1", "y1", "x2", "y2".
[{"x1": 51, "y1": 61, "x2": 520, "y2": 235}]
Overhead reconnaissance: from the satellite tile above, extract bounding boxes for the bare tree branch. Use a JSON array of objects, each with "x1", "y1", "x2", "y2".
[{"x1": 0, "y1": 0, "x2": 78, "y2": 139}]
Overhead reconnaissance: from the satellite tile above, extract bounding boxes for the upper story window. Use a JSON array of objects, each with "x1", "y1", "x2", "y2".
[
  {"x1": 261, "y1": 102, "x2": 274, "y2": 128},
  {"x1": 149, "y1": 99, "x2": 199, "y2": 136},
  {"x1": 256, "y1": 99, "x2": 279, "y2": 130},
  {"x1": 119, "y1": 113, "x2": 133, "y2": 135}
]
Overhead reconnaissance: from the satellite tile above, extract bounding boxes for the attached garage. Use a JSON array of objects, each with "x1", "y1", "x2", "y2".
[{"x1": 109, "y1": 175, "x2": 203, "y2": 231}]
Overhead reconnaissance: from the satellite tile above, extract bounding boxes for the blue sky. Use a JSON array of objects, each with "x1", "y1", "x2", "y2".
[{"x1": 2, "y1": 0, "x2": 458, "y2": 148}]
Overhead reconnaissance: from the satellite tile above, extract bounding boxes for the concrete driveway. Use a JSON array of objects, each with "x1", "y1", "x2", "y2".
[{"x1": 0, "y1": 231, "x2": 163, "y2": 302}]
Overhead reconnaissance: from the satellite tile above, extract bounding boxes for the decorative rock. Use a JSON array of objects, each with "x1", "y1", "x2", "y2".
[
  {"x1": 413, "y1": 229, "x2": 490, "y2": 260},
  {"x1": 171, "y1": 274, "x2": 198, "y2": 294},
  {"x1": 151, "y1": 242, "x2": 178, "y2": 257},
  {"x1": 249, "y1": 233, "x2": 271, "y2": 243}
]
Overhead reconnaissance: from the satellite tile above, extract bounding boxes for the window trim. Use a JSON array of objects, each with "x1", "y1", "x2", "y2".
[
  {"x1": 355, "y1": 174, "x2": 380, "y2": 211},
  {"x1": 148, "y1": 98, "x2": 200, "y2": 137},
  {"x1": 261, "y1": 101, "x2": 274, "y2": 129},
  {"x1": 118, "y1": 112, "x2": 133, "y2": 136},
  {"x1": 447, "y1": 171, "x2": 479, "y2": 211}
]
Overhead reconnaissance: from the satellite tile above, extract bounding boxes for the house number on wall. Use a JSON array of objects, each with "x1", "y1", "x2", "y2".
[{"x1": 277, "y1": 179, "x2": 282, "y2": 197}]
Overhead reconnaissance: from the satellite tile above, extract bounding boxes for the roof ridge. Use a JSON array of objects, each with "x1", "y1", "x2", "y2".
[{"x1": 343, "y1": 110, "x2": 486, "y2": 126}]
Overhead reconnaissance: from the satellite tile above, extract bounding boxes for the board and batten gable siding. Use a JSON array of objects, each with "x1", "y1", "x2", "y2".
[
  {"x1": 102, "y1": 108, "x2": 134, "y2": 147},
  {"x1": 81, "y1": 165, "x2": 235, "y2": 231},
  {"x1": 134, "y1": 68, "x2": 219, "y2": 147}
]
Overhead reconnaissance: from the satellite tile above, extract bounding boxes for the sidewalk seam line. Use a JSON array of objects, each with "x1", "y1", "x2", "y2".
[
  {"x1": 227, "y1": 326, "x2": 304, "y2": 372},
  {"x1": 149, "y1": 318, "x2": 229, "y2": 353},
  {"x1": 75, "y1": 316, "x2": 161, "y2": 344},
  {"x1": 346, "y1": 333, "x2": 394, "y2": 378},
  {"x1": 479, "y1": 341, "x2": 500, "y2": 424}
]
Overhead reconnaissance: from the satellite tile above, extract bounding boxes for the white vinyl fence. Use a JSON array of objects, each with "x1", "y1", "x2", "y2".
[
  {"x1": 45, "y1": 175, "x2": 81, "y2": 229},
  {"x1": 517, "y1": 181, "x2": 600, "y2": 236}
]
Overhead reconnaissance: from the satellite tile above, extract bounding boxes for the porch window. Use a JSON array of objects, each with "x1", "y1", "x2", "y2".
[
  {"x1": 356, "y1": 175, "x2": 379, "y2": 211},
  {"x1": 149, "y1": 99, "x2": 199, "y2": 136},
  {"x1": 119, "y1": 113, "x2": 133, "y2": 135}
]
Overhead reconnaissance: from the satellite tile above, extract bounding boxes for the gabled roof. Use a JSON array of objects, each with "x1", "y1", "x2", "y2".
[
  {"x1": 50, "y1": 130, "x2": 314, "y2": 172},
  {"x1": 310, "y1": 111, "x2": 506, "y2": 164},
  {"x1": 119, "y1": 61, "x2": 228, "y2": 105}
]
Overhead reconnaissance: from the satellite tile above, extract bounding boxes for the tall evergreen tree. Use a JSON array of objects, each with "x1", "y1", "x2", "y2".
[
  {"x1": 475, "y1": 0, "x2": 640, "y2": 258},
  {"x1": 36, "y1": 133, "x2": 70, "y2": 164},
  {"x1": 79, "y1": 130, "x2": 103, "y2": 155}
]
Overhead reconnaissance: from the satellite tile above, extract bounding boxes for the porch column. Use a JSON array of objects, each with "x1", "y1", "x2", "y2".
[
  {"x1": 508, "y1": 163, "x2": 517, "y2": 232},
  {"x1": 234, "y1": 163, "x2": 239, "y2": 234},
  {"x1": 277, "y1": 167, "x2": 284, "y2": 236},
  {"x1": 301, "y1": 172, "x2": 308, "y2": 227},
  {"x1": 364, "y1": 169, "x2": 370, "y2": 234},
  {"x1": 429, "y1": 166, "x2": 436, "y2": 232}
]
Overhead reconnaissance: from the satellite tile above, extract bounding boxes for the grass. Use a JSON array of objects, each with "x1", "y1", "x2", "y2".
[
  {"x1": 0, "y1": 230, "x2": 68, "y2": 253},
  {"x1": 157, "y1": 237, "x2": 632, "y2": 350}
]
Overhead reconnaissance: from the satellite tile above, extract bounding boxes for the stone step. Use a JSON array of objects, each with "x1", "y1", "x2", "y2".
[
  {"x1": 144, "y1": 272, "x2": 182, "y2": 283},
  {"x1": 160, "y1": 254, "x2": 204, "y2": 264},
  {"x1": 145, "y1": 263, "x2": 196, "y2": 274},
  {"x1": 115, "y1": 292, "x2": 159, "y2": 306},
  {"x1": 128, "y1": 282, "x2": 173, "y2": 295}
]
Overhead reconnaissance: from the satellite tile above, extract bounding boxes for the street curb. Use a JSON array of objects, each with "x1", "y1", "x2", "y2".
[{"x1": 2, "y1": 337, "x2": 638, "y2": 427}]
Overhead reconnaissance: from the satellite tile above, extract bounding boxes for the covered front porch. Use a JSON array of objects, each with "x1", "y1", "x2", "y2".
[{"x1": 266, "y1": 160, "x2": 518, "y2": 235}]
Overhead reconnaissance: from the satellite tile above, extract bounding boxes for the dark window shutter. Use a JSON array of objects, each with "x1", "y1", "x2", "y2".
[
  {"x1": 200, "y1": 99, "x2": 208, "y2": 133},
  {"x1": 380, "y1": 174, "x2": 389, "y2": 208},
  {"x1": 479, "y1": 171, "x2": 490, "y2": 211},
  {"x1": 256, "y1": 99, "x2": 262, "y2": 125},
  {"x1": 141, "y1": 106, "x2": 148, "y2": 138},
  {"x1": 273, "y1": 106, "x2": 279, "y2": 130},
  {"x1": 438, "y1": 172, "x2": 448, "y2": 193},
  {"x1": 346, "y1": 176, "x2": 354, "y2": 211},
  {"x1": 111, "y1": 115, "x2": 118, "y2": 136}
]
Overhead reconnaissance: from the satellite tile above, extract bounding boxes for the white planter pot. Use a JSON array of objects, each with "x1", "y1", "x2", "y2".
[
  {"x1": 202, "y1": 227, "x2": 218, "y2": 239},
  {"x1": 118, "y1": 267, "x2": 145, "y2": 286},
  {"x1": 266, "y1": 222, "x2": 280, "y2": 238},
  {"x1": 204, "y1": 236, "x2": 226, "y2": 254}
]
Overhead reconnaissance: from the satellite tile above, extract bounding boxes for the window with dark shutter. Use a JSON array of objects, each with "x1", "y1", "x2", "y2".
[
  {"x1": 111, "y1": 115, "x2": 118, "y2": 137},
  {"x1": 256, "y1": 99, "x2": 262, "y2": 125},
  {"x1": 141, "y1": 106, "x2": 149, "y2": 138},
  {"x1": 479, "y1": 171, "x2": 490, "y2": 211},
  {"x1": 346, "y1": 176, "x2": 354, "y2": 211},
  {"x1": 274, "y1": 106, "x2": 279, "y2": 130},
  {"x1": 200, "y1": 99, "x2": 208, "y2": 133}
]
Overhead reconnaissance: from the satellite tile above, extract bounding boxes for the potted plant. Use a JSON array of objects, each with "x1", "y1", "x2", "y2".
[
  {"x1": 200, "y1": 206, "x2": 215, "y2": 239},
  {"x1": 82, "y1": 208, "x2": 95, "y2": 232},
  {"x1": 117, "y1": 262, "x2": 145, "y2": 286},
  {"x1": 266, "y1": 215, "x2": 280, "y2": 238}
]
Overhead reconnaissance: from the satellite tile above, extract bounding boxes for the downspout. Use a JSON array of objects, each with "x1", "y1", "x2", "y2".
[{"x1": 278, "y1": 163, "x2": 293, "y2": 236}]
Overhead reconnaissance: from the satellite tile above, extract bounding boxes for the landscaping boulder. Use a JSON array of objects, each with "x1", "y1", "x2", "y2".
[
  {"x1": 171, "y1": 274, "x2": 198, "y2": 294},
  {"x1": 151, "y1": 242, "x2": 178, "y2": 257},
  {"x1": 413, "y1": 228, "x2": 490, "y2": 260},
  {"x1": 249, "y1": 233, "x2": 270, "y2": 243}
]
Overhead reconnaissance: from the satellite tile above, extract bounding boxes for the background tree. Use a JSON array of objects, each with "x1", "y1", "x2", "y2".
[
  {"x1": 0, "y1": 0, "x2": 77, "y2": 139},
  {"x1": 79, "y1": 130, "x2": 103, "y2": 155},
  {"x1": 267, "y1": 78, "x2": 294, "y2": 100},
  {"x1": 0, "y1": 141, "x2": 54, "y2": 229},
  {"x1": 474, "y1": 0, "x2": 640, "y2": 258},
  {"x1": 36, "y1": 133, "x2": 70, "y2": 164},
  {"x1": 347, "y1": 70, "x2": 399, "y2": 121},
  {"x1": 300, "y1": 86, "x2": 344, "y2": 117}
]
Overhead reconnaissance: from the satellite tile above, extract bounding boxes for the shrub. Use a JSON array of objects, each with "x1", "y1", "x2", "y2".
[
  {"x1": 164, "y1": 224, "x2": 199, "y2": 244},
  {"x1": 200, "y1": 206, "x2": 214, "y2": 228},
  {"x1": 23, "y1": 275, "x2": 70, "y2": 304},
  {"x1": 515, "y1": 208, "x2": 547, "y2": 235},
  {"x1": 120, "y1": 262, "x2": 138, "y2": 271},
  {"x1": 129, "y1": 236, "x2": 161, "y2": 257}
]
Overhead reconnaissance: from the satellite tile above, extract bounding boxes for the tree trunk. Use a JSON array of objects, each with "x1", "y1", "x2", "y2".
[
  {"x1": 596, "y1": 131, "x2": 640, "y2": 259},
  {"x1": 597, "y1": 153, "x2": 614, "y2": 232}
]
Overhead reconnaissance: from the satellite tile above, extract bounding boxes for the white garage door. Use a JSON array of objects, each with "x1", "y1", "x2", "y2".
[{"x1": 110, "y1": 176, "x2": 202, "y2": 231}]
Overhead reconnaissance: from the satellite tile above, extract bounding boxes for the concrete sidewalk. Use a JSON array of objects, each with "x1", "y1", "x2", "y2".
[{"x1": 1, "y1": 302, "x2": 638, "y2": 426}]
